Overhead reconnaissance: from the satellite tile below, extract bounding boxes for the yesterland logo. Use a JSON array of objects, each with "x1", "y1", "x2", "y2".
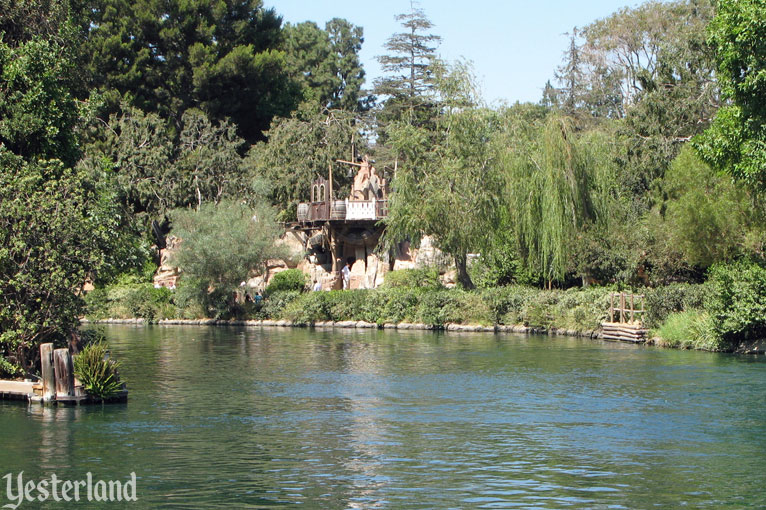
[{"x1": 2, "y1": 472, "x2": 137, "y2": 509}]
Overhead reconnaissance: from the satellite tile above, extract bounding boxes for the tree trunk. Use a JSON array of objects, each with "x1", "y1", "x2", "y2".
[{"x1": 455, "y1": 253, "x2": 474, "y2": 290}]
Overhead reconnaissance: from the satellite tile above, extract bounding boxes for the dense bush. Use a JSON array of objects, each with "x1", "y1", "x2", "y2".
[
  {"x1": 265, "y1": 269, "x2": 307, "y2": 294},
  {"x1": 706, "y1": 261, "x2": 766, "y2": 348},
  {"x1": 257, "y1": 290, "x2": 301, "y2": 319},
  {"x1": 644, "y1": 283, "x2": 710, "y2": 328},
  {"x1": 277, "y1": 285, "x2": 608, "y2": 331},
  {"x1": 383, "y1": 268, "x2": 442, "y2": 289},
  {"x1": 85, "y1": 282, "x2": 175, "y2": 321}
]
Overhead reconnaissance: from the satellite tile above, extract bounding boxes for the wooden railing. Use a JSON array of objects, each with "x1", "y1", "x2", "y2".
[{"x1": 608, "y1": 292, "x2": 645, "y2": 324}]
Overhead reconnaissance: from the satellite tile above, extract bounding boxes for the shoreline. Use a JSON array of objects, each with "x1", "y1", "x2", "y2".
[{"x1": 80, "y1": 317, "x2": 766, "y2": 354}]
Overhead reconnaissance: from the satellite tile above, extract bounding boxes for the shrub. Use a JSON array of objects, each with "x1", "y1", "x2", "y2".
[
  {"x1": 645, "y1": 283, "x2": 710, "y2": 328},
  {"x1": 85, "y1": 282, "x2": 175, "y2": 321},
  {"x1": 281, "y1": 291, "x2": 331, "y2": 324},
  {"x1": 654, "y1": 310, "x2": 720, "y2": 350},
  {"x1": 265, "y1": 269, "x2": 307, "y2": 295},
  {"x1": 257, "y1": 290, "x2": 301, "y2": 319},
  {"x1": 73, "y1": 341, "x2": 124, "y2": 400},
  {"x1": 384, "y1": 267, "x2": 442, "y2": 289},
  {"x1": 706, "y1": 260, "x2": 766, "y2": 349}
]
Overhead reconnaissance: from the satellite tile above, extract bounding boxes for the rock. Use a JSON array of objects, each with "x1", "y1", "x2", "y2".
[
  {"x1": 335, "y1": 320, "x2": 356, "y2": 328},
  {"x1": 275, "y1": 231, "x2": 306, "y2": 268},
  {"x1": 356, "y1": 321, "x2": 375, "y2": 328}
]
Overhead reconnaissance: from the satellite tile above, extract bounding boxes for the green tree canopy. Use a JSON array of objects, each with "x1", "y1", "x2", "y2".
[
  {"x1": 85, "y1": 0, "x2": 299, "y2": 143},
  {"x1": 283, "y1": 18, "x2": 367, "y2": 113},
  {"x1": 247, "y1": 109, "x2": 359, "y2": 219},
  {"x1": 694, "y1": 0, "x2": 766, "y2": 188},
  {"x1": 374, "y1": 5, "x2": 441, "y2": 126},
  {"x1": 169, "y1": 200, "x2": 283, "y2": 317},
  {"x1": 385, "y1": 63, "x2": 504, "y2": 289}
]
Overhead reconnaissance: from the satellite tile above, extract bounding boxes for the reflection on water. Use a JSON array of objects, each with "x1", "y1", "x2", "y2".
[{"x1": 1, "y1": 326, "x2": 765, "y2": 508}]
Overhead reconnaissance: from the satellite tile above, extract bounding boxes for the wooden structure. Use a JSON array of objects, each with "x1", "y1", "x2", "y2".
[
  {"x1": 0, "y1": 343, "x2": 127, "y2": 405},
  {"x1": 601, "y1": 293, "x2": 648, "y2": 343},
  {"x1": 292, "y1": 152, "x2": 390, "y2": 289}
]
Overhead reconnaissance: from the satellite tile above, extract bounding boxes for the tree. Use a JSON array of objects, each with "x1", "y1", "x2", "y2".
[
  {"x1": 0, "y1": 36, "x2": 138, "y2": 377},
  {"x1": 694, "y1": 0, "x2": 766, "y2": 188},
  {"x1": 0, "y1": 153, "x2": 136, "y2": 376},
  {"x1": 658, "y1": 145, "x2": 761, "y2": 268},
  {"x1": 374, "y1": 5, "x2": 441, "y2": 126},
  {"x1": 82, "y1": 106, "x2": 257, "y2": 223},
  {"x1": 282, "y1": 18, "x2": 367, "y2": 113},
  {"x1": 502, "y1": 114, "x2": 614, "y2": 286},
  {"x1": 573, "y1": 1, "x2": 717, "y2": 203},
  {"x1": 247, "y1": 109, "x2": 359, "y2": 219},
  {"x1": 169, "y1": 200, "x2": 283, "y2": 317},
  {"x1": 0, "y1": 37, "x2": 80, "y2": 166},
  {"x1": 385, "y1": 63, "x2": 505, "y2": 289},
  {"x1": 85, "y1": 0, "x2": 300, "y2": 143}
]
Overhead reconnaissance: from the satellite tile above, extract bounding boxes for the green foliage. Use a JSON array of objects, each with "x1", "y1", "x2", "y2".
[
  {"x1": 658, "y1": 146, "x2": 758, "y2": 268},
  {"x1": 282, "y1": 18, "x2": 367, "y2": 112},
  {"x1": 374, "y1": 5, "x2": 441, "y2": 126},
  {"x1": 654, "y1": 310, "x2": 720, "y2": 350},
  {"x1": 385, "y1": 62, "x2": 505, "y2": 288},
  {"x1": 248, "y1": 109, "x2": 359, "y2": 218},
  {"x1": 503, "y1": 114, "x2": 614, "y2": 284},
  {"x1": 82, "y1": 106, "x2": 260, "y2": 222},
  {"x1": 73, "y1": 341, "x2": 124, "y2": 400},
  {"x1": 84, "y1": 0, "x2": 298, "y2": 144},
  {"x1": 277, "y1": 285, "x2": 609, "y2": 332},
  {"x1": 170, "y1": 200, "x2": 283, "y2": 318},
  {"x1": 694, "y1": 0, "x2": 766, "y2": 188},
  {"x1": 644, "y1": 283, "x2": 710, "y2": 329},
  {"x1": 0, "y1": 37, "x2": 80, "y2": 166},
  {"x1": 0, "y1": 152, "x2": 138, "y2": 375},
  {"x1": 84, "y1": 283, "x2": 175, "y2": 322},
  {"x1": 383, "y1": 268, "x2": 442, "y2": 289},
  {"x1": 706, "y1": 260, "x2": 766, "y2": 348},
  {"x1": 257, "y1": 290, "x2": 301, "y2": 320},
  {"x1": 652, "y1": 281, "x2": 709, "y2": 315},
  {"x1": 265, "y1": 269, "x2": 307, "y2": 295}
]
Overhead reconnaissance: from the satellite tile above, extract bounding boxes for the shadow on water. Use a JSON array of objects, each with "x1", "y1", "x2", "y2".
[{"x1": 1, "y1": 325, "x2": 764, "y2": 508}]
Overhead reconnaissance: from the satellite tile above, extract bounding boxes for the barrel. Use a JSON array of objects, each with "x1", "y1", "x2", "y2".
[
  {"x1": 330, "y1": 200, "x2": 346, "y2": 220},
  {"x1": 297, "y1": 202, "x2": 309, "y2": 221}
]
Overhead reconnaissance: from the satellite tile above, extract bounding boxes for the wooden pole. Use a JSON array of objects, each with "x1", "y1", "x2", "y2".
[
  {"x1": 328, "y1": 162, "x2": 333, "y2": 201},
  {"x1": 630, "y1": 294, "x2": 635, "y2": 323},
  {"x1": 40, "y1": 343, "x2": 55, "y2": 401},
  {"x1": 620, "y1": 293, "x2": 626, "y2": 323},
  {"x1": 609, "y1": 293, "x2": 614, "y2": 323},
  {"x1": 53, "y1": 348, "x2": 74, "y2": 398}
]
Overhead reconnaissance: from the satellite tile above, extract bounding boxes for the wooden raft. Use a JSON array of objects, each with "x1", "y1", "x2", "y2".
[{"x1": 601, "y1": 293, "x2": 648, "y2": 343}]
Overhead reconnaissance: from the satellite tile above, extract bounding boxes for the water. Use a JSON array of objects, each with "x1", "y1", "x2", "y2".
[{"x1": 1, "y1": 326, "x2": 765, "y2": 509}]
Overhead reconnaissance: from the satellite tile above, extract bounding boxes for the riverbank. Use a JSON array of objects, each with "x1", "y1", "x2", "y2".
[
  {"x1": 83, "y1": 268, "x2": 766, "y2": 354},
  {"x1": 81, "y1": 317, "x2": 765, "y2": 354}
]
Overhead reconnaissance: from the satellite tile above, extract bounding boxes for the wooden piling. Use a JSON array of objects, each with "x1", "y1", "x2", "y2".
[
  {"x1": 53, "y1": 348, "x2": 75, "y2": 398},
  {"x1": 40, "y1": 343, "x2": 55, "y2": 400}
]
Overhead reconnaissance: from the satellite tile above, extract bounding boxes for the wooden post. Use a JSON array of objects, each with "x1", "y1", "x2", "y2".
[
  {"x1": 630, "y1": 294, "x2": 635, "y2": 323},
  {"x1": 328, "y1": 162, "x2": 334, "y2": 201},
  {"x1": 609, "y1": 293, "x2": 614, "y2": 323},
  {"x1": 620, "y1": 293, "x2": 626, "y2": 323},
  {"x1": 53, "y1": 348, "x2": 74, "y2": 398},
  {"x1": 40, "y1": 343, "x2": 55, "y2": 400}
]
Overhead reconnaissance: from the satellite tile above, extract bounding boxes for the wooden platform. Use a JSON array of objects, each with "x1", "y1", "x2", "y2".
[
  {"x1": 600, "y1": 322, "x2": 648, "y2": 343},
  {"x1": 0, "y1": 380, "x2": 36, "y2": 400}
]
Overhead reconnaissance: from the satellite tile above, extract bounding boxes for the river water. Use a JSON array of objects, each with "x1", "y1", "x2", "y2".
[{"x1": 1, "y1": 326, "x2": 765, "y2": 509}]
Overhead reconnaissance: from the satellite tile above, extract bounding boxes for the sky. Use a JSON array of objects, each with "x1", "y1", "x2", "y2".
[{"x1": 266, "y1": 0, "x2": 650, "y2": 105}]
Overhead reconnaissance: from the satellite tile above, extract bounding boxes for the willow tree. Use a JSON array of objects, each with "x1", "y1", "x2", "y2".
[
  {"x1": 385, "y1": 62, "x2": 504, "y2": 289},
  {"x1": 502, "y1": 114, "x2": 612, "y2": 286}
]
